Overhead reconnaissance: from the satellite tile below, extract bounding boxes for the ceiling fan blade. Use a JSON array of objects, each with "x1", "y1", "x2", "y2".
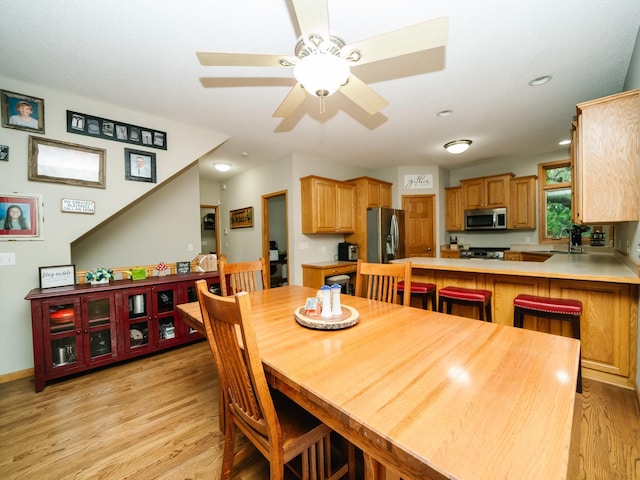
[
  {"x1": 197, "y1": 51, "x2": 289, "y2": 67},
  {"x1": 273, "y1": 83, "x2": 307, "y2": 117},
  {"x1": 345, "y1": 16, "x2": 448, "y2": 66},
  {"x1": 340, "y1": 74, "x2": 388, "y2": 115},
  {"x1": 291, "y1": 0, "x2": 330, "y2": 41}
]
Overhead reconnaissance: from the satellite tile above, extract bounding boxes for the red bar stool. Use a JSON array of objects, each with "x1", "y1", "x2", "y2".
[
  {"x1": 398, "y1": 281, "x2": 436, "y2": 310},
  {"x1": 513, "y1": 294, "x2": 582, "y2": 393},
  {"x1": 438, "y1": 286, "x2": 492, "y2": 321}
]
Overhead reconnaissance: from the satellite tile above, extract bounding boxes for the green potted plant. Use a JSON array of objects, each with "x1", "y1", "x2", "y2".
[{"x1": 86, "y1": 267, "x2": 114, "y2": 285}]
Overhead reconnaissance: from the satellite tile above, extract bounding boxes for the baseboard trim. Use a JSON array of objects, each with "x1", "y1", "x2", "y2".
[{"x1": 0, "y1": 368, "x2": 33, "y2": 384}]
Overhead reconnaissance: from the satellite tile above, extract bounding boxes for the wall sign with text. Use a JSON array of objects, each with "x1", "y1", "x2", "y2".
[
  {"x1": 230, "y1": 207, "x2": 253, "y2": 229},
  {"x1": 404, "y1": 174, "x2": 433, "y2": 189}
]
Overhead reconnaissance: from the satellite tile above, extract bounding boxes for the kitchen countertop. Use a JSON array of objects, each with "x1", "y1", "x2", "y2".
[
  {"x1": 393, "y1": 252, "x2": 640, "y2": 284},
  {"x1": 301, "y1": 260, "x2": 358, "y2": 268}
]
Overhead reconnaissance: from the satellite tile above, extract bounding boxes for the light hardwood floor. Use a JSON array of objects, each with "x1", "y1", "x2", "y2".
[{"x1": 0, "y1": 342, "x2": 638, "y2": 479}]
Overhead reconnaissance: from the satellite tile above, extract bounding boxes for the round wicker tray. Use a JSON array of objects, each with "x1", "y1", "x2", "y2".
[{"x1": 294, "y1": 305, "x2": 359, "y2": 330}]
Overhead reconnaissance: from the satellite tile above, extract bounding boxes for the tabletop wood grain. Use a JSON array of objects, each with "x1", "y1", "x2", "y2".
[{"x1": 178, "y1": 285, "x2": 580, "y2": 480}]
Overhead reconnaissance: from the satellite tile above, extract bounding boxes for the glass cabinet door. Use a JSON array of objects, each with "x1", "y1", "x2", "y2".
[
  {"x1": 43, "y1": 297, "x2": 81, "y2": 372},
  {"x1": 123, "y1": 288, "x2": 151, "y2": 353},
  {"x1": 84, "y1": 294, "x2": 116, "y2": 362},
  {"x1": 156, "y1": 285, "x2": 179, "y2": 346}
]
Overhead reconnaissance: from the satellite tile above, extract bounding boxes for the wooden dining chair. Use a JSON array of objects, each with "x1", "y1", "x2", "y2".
[
  {"x1": 354, "y1": 259, "x2": 412, "y2": 306},
  {"x1": 195, "y1": 280, "x2": 353, "y2": 480},
  {"x1": 218, "y1": 256, "x2": 268, "y2": 296}
]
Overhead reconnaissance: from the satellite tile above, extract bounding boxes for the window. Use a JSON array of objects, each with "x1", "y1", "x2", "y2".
[{"x1": 538, "y1": 160, "x2": 572, "y2": 243}]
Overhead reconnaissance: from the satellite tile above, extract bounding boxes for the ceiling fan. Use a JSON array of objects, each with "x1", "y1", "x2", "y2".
[{"x1": 197, "y1": 0, "x2": 448, "y2": 117}]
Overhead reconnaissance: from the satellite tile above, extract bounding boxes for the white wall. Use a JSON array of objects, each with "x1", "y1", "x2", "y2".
[
  {"x1": 0, "y1": 75, "x2": 227, "y2": 376},
  {"x1": 71, "y1": 165, "x2": 202, "y2": 268}
]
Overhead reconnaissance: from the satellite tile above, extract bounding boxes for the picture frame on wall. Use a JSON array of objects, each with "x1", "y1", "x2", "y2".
[
  {"x1": 124, "y1": 148, "x2": 156, "y2": 183},
  {"x1": 230, "y1": 207, "x2": 254, "y2": 229},
  {"x1": 0, "y1": 90, "x2": 45, "y2": 134},
  {"x1": 66, "y1": 110, "x2": 167, "y2": 150},
  {"x1": 0, "y1": 193, "x2": 44, "y2": 240},
  {"x1": 28, "y1": 136, "x2": 106, "y2": 188}
]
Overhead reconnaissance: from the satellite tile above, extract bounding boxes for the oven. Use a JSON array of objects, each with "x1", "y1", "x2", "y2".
[{"x1": 460, "y1": 247, "x2": 509, "y2": 260}]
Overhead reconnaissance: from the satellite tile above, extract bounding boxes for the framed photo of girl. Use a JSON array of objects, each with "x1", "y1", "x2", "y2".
[
  {"x1": 0, "y1": 90, "x2": 45, "y2": 134},
  {"x1": 0, "y1": 193, "x2": 44, "y2": 240}
]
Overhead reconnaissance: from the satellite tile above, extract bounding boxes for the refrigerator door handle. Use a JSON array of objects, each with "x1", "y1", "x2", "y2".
[{"x1": 390, "y1": 214, "x2": 399, "y2": 256}]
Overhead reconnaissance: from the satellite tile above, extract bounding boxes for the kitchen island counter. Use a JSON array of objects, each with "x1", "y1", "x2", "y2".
[
  {"x1": 393, "y1": 252, "x2": 640, "y2": 284},
  {"x1": 393, "y1": 252, "x2": 638, "y2": 389}
]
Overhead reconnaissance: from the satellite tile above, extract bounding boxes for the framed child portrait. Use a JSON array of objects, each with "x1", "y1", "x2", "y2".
[
  {"x1": 125, "y1": 148, "x2": 156, "y2": 183},
  {"x1": 0, "y1": 193, "x2": 44, "y2": 240},
  {"x1": 1, "y1": 90, "x2": 45, "y2": 134}
]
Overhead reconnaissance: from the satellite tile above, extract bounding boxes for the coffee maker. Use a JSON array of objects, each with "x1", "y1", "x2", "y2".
[{"x1": 570, "y1": 224, "x2": 589, "y2": 251}]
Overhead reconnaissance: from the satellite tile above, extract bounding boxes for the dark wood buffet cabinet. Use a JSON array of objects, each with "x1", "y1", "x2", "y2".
[{"x1": 25, "y1": 272, "x2": 219, "y2": 392}]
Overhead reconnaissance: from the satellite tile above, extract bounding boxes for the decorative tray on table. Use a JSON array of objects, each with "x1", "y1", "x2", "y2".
[{"x1": 294, "y1": 305, "x2": 359, "y2": 330}]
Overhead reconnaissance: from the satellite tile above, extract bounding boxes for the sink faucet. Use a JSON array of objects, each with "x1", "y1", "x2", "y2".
[{"x1": 559, "y1": 227, "x2": 572, "y2": 253}]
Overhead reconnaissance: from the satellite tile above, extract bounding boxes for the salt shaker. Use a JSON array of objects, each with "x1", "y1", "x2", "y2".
[
  {"x1": 320, "y1": 285, "x2": 332, "y2": 318},
  {"x1": 331, "y1": 284, "x2": 342, "y2": 316}
]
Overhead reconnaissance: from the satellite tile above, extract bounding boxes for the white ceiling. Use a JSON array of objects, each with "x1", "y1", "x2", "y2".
[{"x1": 2, "y1": 1, "x2": 639, "y2": 181}]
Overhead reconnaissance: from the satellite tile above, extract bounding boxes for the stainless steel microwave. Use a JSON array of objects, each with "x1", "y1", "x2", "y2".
[{"x1": 464, "y1": 208, "x2": 507, "y2": 230}]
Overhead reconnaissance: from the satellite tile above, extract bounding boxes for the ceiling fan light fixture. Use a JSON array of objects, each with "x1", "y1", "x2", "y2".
[
  {"x1": 294, "y1": 53, "x2": 350, "y2": 97},
  {"x1": 444, "y1": 139, "x2": 472, "y2": 154},
  {"x1": 212, "y1": 161, "x2": 231, "y2": 172}
]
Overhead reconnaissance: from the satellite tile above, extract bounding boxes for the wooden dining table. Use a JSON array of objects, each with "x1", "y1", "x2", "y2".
[{"x1": 177, "y1": 285, "x2": 580, "y2": 480}]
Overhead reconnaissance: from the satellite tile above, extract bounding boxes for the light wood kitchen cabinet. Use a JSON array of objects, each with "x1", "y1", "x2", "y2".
[
  {"x1": 573, "y1": 89, "x2": 639, "y2": 224},
  {"x1": 445, "y1": 187, "x2": 464, "y2": 231},
  {"x1": 301, "y1": 175, "x2": 356, "y2": 233},
  {"x1": 460, "y1": 173, "x2": 514, "y2": 210},
  {"x1": 549, "y1": 279, "x2": 636, "y2": 383},
  {"x1": 302, "y1": 261, "x2": 358, "y2": 290},
  {"x1": 344, "y1": 176, "x2": 393, "y2": 259},
  {"x1": 440, "y1": 248, "x2": 461, "y2": 259},
  {"x1": 504, "y1": 252, "x2": 522, "y2": 261},
  {"x1": 509, "y1": 175, "x2": 537, "y2": 229}
]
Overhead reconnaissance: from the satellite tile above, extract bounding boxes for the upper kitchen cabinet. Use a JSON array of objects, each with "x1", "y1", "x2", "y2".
[
  {"x1": 347, "y1": 176, "x2": 392, "y2": 209},
  {"x1": 301, "y1": 175, "x2": 356, "y2": 233},
  {"x1": 445, "y1": 187, "x2": 464, "y2": 231},
  {"x1": 573, "y1": 89, "x2": 639, "y2": 224},
  {"x1": 509, "y1": 175, "x2": 537, "y2": 229},
  {"x1": 344, "y1": 176, "x2": 393, "y2": 259},
  {"x1": 460, "y1": 173, "x2": 514, "y2": 210}
]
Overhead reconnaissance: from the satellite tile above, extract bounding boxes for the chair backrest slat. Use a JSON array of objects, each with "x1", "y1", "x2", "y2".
[
  {"x1": 219, "y1": 256, "x2": 268, "y2": 296},
  {"x1": 355, "y1": 259, "x2": 412, "y2": 306},
  {"x1": 196, "y1": 281, "x2": 277, "y2": 438}
]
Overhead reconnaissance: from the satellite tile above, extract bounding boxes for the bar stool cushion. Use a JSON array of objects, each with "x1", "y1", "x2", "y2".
[
  {"x1": 397, "y1": 281, "x2": 435, "y2": 294},
  {"x1": 439, "y1": 286, "x2": 492, "y2": 302},
  {"x1": 398, "y1": 280, "x2": 436, "y2": 310},
  {"x1": 513, "y1": 294, "x2": 582, "y2": 393},
  {"x1": 514, "y1": 294, "x2": 582, "y2": 315}
]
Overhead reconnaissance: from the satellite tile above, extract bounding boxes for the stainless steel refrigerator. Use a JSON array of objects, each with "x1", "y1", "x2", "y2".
[{"x1": 366, "y1": 207, "x2": 405, "y2": 263}]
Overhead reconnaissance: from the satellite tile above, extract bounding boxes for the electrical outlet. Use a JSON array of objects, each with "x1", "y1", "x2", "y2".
[{"x1": 0, "y1": 252, "x2": 16, "y2": 265}]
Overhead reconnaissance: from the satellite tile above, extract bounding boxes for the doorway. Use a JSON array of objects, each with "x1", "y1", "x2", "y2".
[
  {"x1": 402, "y1": 195, "x2": 436, "y2": 257},
  {"x1": 261, "y1": 191, "x2": 289, "y2": 288},
  {"x1": 199, "y1": 205, "x2": 220, "y2": 256}
]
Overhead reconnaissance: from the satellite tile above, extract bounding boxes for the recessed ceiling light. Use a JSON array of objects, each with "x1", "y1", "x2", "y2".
[
  {"x1": 558, "y1": 139, "x2": 571, "y2": 146},
  {"x1": 528, "y1": 75, "x2": 552, "y2": 86},
  {"x1": 213, "y1": 162, "x2": 231, "y2": 172},
  {"x1": 444, "y1": 140, "x2": 472, "y2": 154},
  {"x1": 436, "y1": 109, "x2": 453, "y2": 117}
]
